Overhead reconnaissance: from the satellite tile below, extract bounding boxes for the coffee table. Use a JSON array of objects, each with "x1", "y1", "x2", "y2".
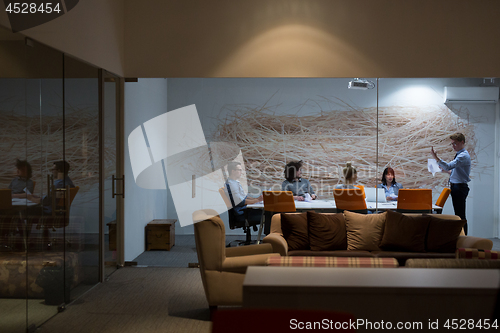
[{"x1": 243, "y1": 266, "x2": 499, "y2": 325}]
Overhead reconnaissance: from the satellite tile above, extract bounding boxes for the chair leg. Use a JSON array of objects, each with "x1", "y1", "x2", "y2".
[
  {"x1": 256, "y1": 210, "x2": 265, "y2": 244},
  {"x1": 244, "y1": 226, "x2": 252, "y2": 245}
]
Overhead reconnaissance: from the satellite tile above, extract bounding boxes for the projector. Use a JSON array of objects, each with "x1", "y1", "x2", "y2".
[{"x1": 348, "y1": 79, "x2": 370, "y2": 90}]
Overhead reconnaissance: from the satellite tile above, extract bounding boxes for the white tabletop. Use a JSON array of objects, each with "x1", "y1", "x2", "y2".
[
  {"x1": 11, "y1": 198, "x2": 38, "y2": 206},
  {"x1": 247, "y1": 199, "x2": 440, "y2": 210}
]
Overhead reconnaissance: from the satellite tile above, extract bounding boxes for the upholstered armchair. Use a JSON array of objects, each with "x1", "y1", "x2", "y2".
[{"x1": 193, "y1": 209, "x2": 279, "y2": 310}]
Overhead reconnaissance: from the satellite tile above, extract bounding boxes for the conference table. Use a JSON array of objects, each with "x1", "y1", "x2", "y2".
[
  {"x1": 247, "y1": 199, "x2": 442, "y2": 212},
  {"x1": 247, "y1": 199, "x2": 442, "y2": 242}
]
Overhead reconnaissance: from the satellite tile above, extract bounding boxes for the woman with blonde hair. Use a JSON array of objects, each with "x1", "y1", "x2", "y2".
[{"x1": 335, "y1": 162, "x2": 358, "y2": 189}]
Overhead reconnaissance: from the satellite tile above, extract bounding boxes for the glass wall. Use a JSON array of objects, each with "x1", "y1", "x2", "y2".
[
  {"x1": 0, "y1": 26, "x2": 106, "y2": 332},
  {"x1": 156, "y1": 78, "x2": 498, "y2": 239}
]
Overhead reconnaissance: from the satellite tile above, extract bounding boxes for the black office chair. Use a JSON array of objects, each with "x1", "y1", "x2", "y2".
[
  {"x1": 0, "y1": 189, "x2": 15, "y2": 251},
  {"x1": 219, "y1": 186, "x2": 259, "y2": 246}
]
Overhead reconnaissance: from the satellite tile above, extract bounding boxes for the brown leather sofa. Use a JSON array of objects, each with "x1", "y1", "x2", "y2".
[{"x1": 262, "y1": 210, "x2": 493, "y2": 266}]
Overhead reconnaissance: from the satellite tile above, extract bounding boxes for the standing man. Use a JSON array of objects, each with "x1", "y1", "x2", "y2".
[{"x1": 430, "y1": 133, "x2": 471, "y2": 234}]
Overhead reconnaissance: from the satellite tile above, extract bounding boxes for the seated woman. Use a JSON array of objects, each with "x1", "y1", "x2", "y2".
[
  {"x1": 377, "y1": 167, "x2": 403, "y2": 201},
  {"x1": 335, "y1": 162, "x2": 359, "y2": 190},
  {"x1": 9, "y1": 159, "x2": 34, "y2": 199},
  {"x1": 281, "y1": 160, "x2": 316, "y2": 201}
]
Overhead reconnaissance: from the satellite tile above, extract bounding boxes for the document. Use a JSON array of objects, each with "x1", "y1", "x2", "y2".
[
  {"x1": 23, "y1": 187, "x2": 31, "y2": 195},
  {"x1": 427, "y1": 159, "x2": 441, "y2": 176}
]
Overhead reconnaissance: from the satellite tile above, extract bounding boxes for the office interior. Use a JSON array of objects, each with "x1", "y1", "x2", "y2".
[{"x1": 1, "y1": 1, "x2": 500, "y2": 332}]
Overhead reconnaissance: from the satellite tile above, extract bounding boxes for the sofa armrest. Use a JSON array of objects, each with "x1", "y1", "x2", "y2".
[
  {"x1": 222, "y1": 253, "x2": 280, "y2": 273},
  {"x1": 262, "y1": 233, "x2": 288, "y2": 256},
  {"x1": 456, "y1": 236, "x2": 493, "y2": 250},
  {"x1": 225, "y1": 243, "x2": 274, "y2": 257}
]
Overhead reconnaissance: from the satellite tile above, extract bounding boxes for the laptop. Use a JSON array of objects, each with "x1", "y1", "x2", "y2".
[{"x1": 364, "y1": 187, "x2": 387, "y2": 203}]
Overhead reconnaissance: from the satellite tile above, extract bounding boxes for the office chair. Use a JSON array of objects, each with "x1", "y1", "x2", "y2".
[
  {"x1": 260, "y1": 191, "x2": 296, "y2": 243},
  {"x1": 219, "y1": 186, "x2": 259, "y2": 246},
  {"x1": 396, "y1": 189, "x2": 432, "y2": 214},
  {"x1": 434, "y1": 187, "x2": 451, "y2": 214},
  {"x1": 38, "y1": 186, "x2": 80, "y2": 250},
  {"x1": 333, "y1": 188, "x2": 367, "y2": 213},
  {"x1": 354, "y1": 184, "x2": 366, "y2": 198},
  {"x1": 0, "y1": 189, "x2": 14, "y2": 251}
]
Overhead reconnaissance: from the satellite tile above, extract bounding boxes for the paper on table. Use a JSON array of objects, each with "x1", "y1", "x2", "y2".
[
  {"x1": 428, "y1": 159, "x2": 441, "y2": 176},
  {"x1": 23, "y1": 187, "x2": 31, "y2": 195},
  {"x1": 304, "y1": 193, "x2": 312, "y2": 202}
]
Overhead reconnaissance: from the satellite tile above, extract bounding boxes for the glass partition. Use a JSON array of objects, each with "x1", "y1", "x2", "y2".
[
  {"x1": 0, "y1": 26, "x2": 30, "y2": 333},
  {"x1": 103, "y1": 71, "x2": 120, "y2": 278},
  {"x1": 159, "y1": 78, "x2": 498, "y2": 240},
  {"x1": 63, "y1": 55, "x2": 100, "y2": 297},
  {"x1": 25, "y1": 37, "x2": 64, "y2": 330},
  {"x1": 0, "y1": 25, "x2": 113, "y2": 332}
]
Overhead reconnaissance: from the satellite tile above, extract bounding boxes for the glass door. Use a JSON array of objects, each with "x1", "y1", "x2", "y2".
[
  {"x1": 102, "y1": 71, "x2": 124, "y2": 278},
  {"x1": 25, "y1": 38, "x2": 64, "y2": 331}
]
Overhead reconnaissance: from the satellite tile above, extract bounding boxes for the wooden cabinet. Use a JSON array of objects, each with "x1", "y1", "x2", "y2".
[
  {"x1": 146, "y1": 219, "x2": 176, "y2": 251},
  {"x1": 107, "y1": 220, "x2": 116, "y2": 251}
]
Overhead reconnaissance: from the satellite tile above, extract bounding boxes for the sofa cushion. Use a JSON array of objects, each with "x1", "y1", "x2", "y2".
[
  {"x1": 456, "y1": 248, "x2": 500, "y2": 260},
  {"x1": 426, "y1": 216, "x2": 466, "y2": 253},
  {"x1": 373, "y1": 251, "x2": 455, "y2": 267},
  {"x1": 344, "y1": 211, "x2": 386, "y2": 251},
  {"x1": 406, "y1": 258, "x2": 500, "y2": 268},
  {"x1": 267, "y1": 256, "x2": 398, "y2": 268},
  {"x1": 280, "y1": 212, "x2": 309, "y2": 251},
  {"x1": 307, "y1": 211, "x2": 347, "y2": 251},
  {"x1": 288, "y1": 250, "x2": 374, "y2": 257},
  {"x1": 379, "y1": 210, "x2": 430, "y2": 252}
]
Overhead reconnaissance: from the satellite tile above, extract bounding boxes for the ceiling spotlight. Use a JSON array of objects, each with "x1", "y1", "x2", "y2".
[{"x1": 348, "y1": 78, "x2": 375, "y2": 90}]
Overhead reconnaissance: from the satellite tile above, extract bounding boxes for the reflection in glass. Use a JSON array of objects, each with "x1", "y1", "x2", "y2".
[{"x1": 0, "y1": 25, "x2": 104, "y2": 332}]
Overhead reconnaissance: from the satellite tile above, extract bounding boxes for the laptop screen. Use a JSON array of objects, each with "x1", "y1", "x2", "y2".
[{"x1": 364, "y1": 188, "x2": 387, "y2": 203}]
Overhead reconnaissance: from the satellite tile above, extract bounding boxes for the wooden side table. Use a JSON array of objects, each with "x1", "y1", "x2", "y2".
[
  {"x1": 107, "y1": 220, "x2": 116, "y2": 251},
  {"x1": 146, "y1": 219, "x2": 176, "y2": 251}
]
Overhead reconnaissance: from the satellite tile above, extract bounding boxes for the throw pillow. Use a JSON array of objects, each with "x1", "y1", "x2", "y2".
[
  {"x1": 379, "y1": 210, "x2": 430, "y2": 252},
  {"x1": 426, "y1": 216, "x2": 466, "y2": 253},
  {"x1": 280, "y1": 212, "x2": 309, "y2": 251},
  {"x1": 344, "y1": 210, "x2": 387, "y2": 251},
  {"x1": 307, "y1": 211, "x2": 347, "y2": 251}
]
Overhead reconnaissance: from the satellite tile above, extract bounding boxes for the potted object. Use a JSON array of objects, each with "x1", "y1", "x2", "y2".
[{"x1": 36, "y1": 261, "x2": 73, "y2": 305}]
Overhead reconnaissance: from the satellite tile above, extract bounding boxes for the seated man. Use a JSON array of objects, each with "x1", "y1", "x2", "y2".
[
  {"x1": 27, "y1": 160, "x2": 75, "y2": 214},
  {"x1": 225, "y1": 161, "x2": 263, "y2": 227}
]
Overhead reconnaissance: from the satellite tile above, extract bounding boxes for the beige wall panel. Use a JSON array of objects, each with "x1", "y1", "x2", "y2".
[
  {"x1": 0, "y1": 0, "x2": 125, "y2": 76},
  {"x1": 124, "y1": 0, "x2": 500, "y2": 78}
]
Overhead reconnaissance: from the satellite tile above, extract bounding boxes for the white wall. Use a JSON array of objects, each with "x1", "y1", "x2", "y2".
[{"x1": 124, "y1": 78, "x2": 169, "y2": 261}]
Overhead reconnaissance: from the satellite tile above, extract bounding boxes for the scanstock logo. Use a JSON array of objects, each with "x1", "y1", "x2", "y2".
[
  {"x1": 3, "y1": 0, "x2": 79, "y2": 32},
  {"x1": 128, "y1": 105, "x2": 246, "y2": 227}
]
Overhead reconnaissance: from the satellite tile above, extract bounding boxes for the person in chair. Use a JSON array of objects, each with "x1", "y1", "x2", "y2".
[
  {"x1": 225, "y1": 161, "x2": 263, "y2": 226},
  {"x1": 281, "y1": 160, "x2": 316, "y2": 201},
  {"x1": 9, "y1": 159, "x2": 34, "y2": 198},
  {"x1": 27, "y1": 160, "x2": 75, "y2": 214}
]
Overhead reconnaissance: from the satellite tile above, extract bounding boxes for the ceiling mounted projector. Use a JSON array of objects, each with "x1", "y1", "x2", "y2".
[{"x1": 348, "y1": 78, "x2": 375, "y2": 90}]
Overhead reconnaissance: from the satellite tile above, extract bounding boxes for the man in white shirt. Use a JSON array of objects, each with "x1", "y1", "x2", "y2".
[
  {"x1": 431, "y1": 133, "x2": 471, "y2": 234},
  {"x1": 225, "y1": 161, "x2": 263, "y2": 227}
]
